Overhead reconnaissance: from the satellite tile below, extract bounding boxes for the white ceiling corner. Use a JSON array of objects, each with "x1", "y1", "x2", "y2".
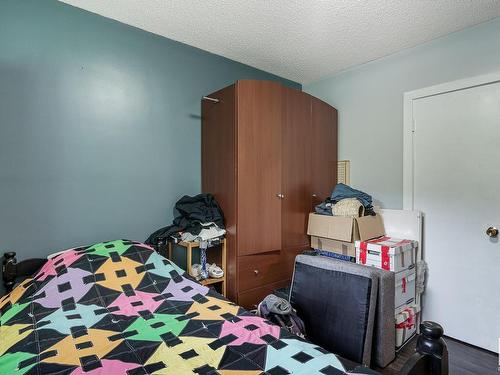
[{"x1": 58, "y1": 0, "x2": 500, "y2": 84}]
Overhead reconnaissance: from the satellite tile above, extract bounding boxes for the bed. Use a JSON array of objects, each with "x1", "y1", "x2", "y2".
[{"x1": 0, "y1": 240, "x2": 447, "y2": 374}]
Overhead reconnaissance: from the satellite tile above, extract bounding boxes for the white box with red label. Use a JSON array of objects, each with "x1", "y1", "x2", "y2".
[
  {"x1": 355, "y1": 236, "x2": 417, "y2": 273},
  {"x1": 396, "y1": 304, "x2": 420, "y2": 348}
]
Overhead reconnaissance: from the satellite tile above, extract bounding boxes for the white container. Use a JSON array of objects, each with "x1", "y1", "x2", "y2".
[
  {"x1": 396, "y1": 304, "x2": 420, "y2": 348},
  {"x1": 395, "y1": 267, "x2": 416, "y2": 308},
  {"x1": 355, "y1": 236, "x2": 417, "y2": 273}
]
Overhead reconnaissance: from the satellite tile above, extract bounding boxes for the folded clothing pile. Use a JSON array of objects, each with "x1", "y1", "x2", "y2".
[
  {"x1": 315, "y1": 183, "x2": 375, "y2": 217},
  {"x1": 146, "y1": 193, "x2": 226, "y2": 280},
  {"x1": 145, "y1": 193, "x2": 225, "y2": 245},
  {"x1": 180, "y1": 222, "x2": 226, "y2": 242}
]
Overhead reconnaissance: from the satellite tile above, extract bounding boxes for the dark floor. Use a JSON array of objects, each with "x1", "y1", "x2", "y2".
[{"x1": 376, "y1": 336, "x2": 499, "y2": 375}]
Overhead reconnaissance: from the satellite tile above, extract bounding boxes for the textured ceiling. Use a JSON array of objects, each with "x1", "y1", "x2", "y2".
[{"x1": 59, "y1": 0, "x2": 500, "y2": 83}]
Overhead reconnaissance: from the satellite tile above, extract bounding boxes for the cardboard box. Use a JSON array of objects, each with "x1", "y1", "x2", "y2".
[
  {"x1": 396, "y1": 304, "x2": 420, "y2": 348},
  {"x1": 355, "y1": 236, "x2": 417, "y2": 273},
  {"x1": 311, "y1": 236, "x2": 356, "y2": 257},
  {"x1": 308, "y1": 213, "x2": 385, "y2": 243},
  {"x1": 395, "y1": 267, "x2": 416, "y2": 309}
]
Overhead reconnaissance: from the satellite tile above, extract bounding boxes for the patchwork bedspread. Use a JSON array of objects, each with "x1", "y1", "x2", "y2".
[{"x1": 0, "y1": 240, "x2": 347, "y2": 374}]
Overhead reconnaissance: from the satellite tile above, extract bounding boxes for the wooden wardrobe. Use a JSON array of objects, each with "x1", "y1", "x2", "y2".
[{"x1": 202, "y1": 80, "x2": 337, "y2": 308}]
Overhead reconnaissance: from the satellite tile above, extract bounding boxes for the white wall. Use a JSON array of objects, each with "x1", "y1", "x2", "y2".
[{"x1": 304, "y1": 17, "x2": 500, "y2": 208}]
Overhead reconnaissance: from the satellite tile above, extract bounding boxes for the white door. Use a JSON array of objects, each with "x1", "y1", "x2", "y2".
[{"x1": 412, "y1": 81, "x2": 500, "y2": 352}]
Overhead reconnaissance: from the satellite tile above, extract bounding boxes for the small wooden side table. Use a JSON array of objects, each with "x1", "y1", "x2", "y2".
[{"x1": 168, "y1": 238, "x2": 227, "y2": 297}]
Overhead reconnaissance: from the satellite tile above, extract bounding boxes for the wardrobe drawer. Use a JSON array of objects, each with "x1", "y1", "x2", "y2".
[
  {"x1": 238, "y1": 279, "x2": 290, "y2": 310},
  {"x1": 238, "y1": 252, "x2": 287, "y2": 292}
]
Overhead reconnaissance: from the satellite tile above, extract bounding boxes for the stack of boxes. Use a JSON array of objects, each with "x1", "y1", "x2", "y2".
[
  {"x1": 354, "y1": 236, "x2": 419, "y2": 348},
  {"x1": 307, "y1": 212, "x2": 420, "y2": 349},
  {"x1": 307, "y1": 213, "x2": 385, "y2": 261}
]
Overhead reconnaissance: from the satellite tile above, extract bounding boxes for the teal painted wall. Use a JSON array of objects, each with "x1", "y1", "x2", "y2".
[
  {"x1": 305, "y1": 17, "x2": 500, "y2": 209},
  {"x1": 0, "y1": 0, "x2": 300, "y2": 266}
]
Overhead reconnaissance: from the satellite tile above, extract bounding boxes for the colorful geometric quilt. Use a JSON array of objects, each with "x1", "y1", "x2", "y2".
[{"x1": 0, "y1": 240, "x2": 347, "y2": 374}]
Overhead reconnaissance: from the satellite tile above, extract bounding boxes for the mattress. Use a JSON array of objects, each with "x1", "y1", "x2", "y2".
[{"x1": 0, "y1": 239, "x2": 347, "y2": 374}]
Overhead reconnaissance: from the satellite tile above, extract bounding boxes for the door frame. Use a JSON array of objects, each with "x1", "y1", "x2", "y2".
[{"x1": 403, "y1": 71, "x2": 500, "y2": 209}]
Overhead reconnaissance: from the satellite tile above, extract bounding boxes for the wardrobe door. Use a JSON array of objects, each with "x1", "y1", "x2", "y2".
[
  {"x1": 237, "y1": 80, "x2": 282, "y2": 256},
  {"x1": 282, "y1": 88, "x2": 312, "y2": 249},
  {"x1": 201, "y1": 84, "x2": 238, "y2": 300},
  {"x1": 311, "y1": 97, "x2": 338, "y2": 207}
]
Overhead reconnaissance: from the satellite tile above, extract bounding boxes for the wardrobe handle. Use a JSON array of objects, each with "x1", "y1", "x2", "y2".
[
  {"x1": 254, "y1": 269, "x2": 259, "y2": 275},
  {"x1": 312, "y1": 194, "x2": 317, "y2": 197},
  {"x1": 276, "y1": 193, "x2": 284, "y2": 199}
]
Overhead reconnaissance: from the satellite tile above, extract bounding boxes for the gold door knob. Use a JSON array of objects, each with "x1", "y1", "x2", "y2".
[{"x1": 486, "y1": 226, "x2": 498, "y2": 238}]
